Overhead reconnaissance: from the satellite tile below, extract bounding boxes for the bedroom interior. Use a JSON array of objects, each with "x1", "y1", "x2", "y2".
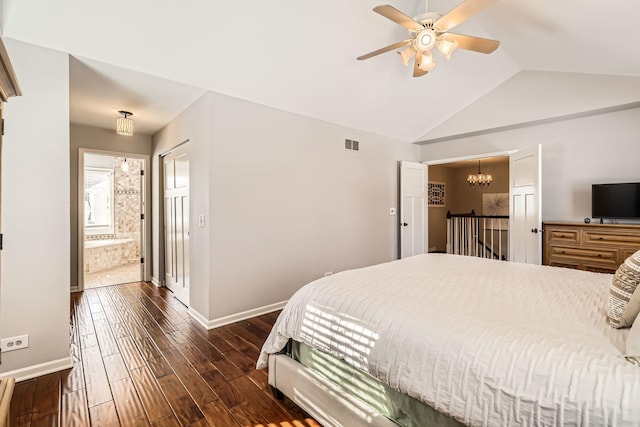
[{"x1": 0, "y1": 0, "x2": 640, "y2": 426}]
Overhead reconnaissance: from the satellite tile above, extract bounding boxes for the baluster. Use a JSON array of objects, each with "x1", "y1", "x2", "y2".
[{"x1": 498, "y1": 221, "x2": 502, "y2": 260}]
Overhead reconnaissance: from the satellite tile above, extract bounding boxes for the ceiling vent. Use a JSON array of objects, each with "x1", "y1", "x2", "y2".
[{"x1": 345, "y1": 139, "x2": 360, "y2": 151}]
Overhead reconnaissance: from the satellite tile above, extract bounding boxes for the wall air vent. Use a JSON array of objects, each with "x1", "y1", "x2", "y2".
[{"x1": 345, "y1": 139, "x2": 360, "y2": 151}]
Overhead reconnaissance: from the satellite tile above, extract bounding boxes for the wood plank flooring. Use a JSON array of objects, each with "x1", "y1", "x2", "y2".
[{"x1": 10, "y1": 282, "x2": 320, "y2": 427}]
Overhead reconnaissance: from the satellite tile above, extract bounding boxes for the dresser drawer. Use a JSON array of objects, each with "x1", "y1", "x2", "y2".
[
  {"x1": 547, "y1": 245, "x2": 618, "y2": 266},
  {"x1": 622, "y1": 248, "x2": 640, "y2": 261},
  {"x1": 546, "y1": 228, "x2": 580, "y2": 244},
  {"x1": 543, "y1": 222, "x2": 640, "y2": 271},
  {"x1": 582, "y1": 263, "x2": 617, "y2": 274},
  {"x1": 582, "y1": 230, "x2": 640, "y2": 247}
]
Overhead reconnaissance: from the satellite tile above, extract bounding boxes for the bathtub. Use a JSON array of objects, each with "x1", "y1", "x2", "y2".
[{"x1": 84, "y1": 238, "x2": 138, "y2": 273}]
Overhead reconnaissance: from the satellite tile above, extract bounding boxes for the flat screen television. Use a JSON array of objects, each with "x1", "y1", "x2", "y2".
[{"x1": 592, "y1": 183, "x2": 640, "y2": 219}]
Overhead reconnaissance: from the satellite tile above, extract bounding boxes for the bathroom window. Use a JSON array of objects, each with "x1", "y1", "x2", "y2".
[{"x1": 84, "y1": 167, "x2": 114, "y2": 235}]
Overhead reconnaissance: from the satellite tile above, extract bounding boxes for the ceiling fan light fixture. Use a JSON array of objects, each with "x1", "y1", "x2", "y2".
[
  {"x1": 398, "y1": 46, "x2": 416, "y2": 66},
  {"x1": 418, "y1": 51, "x2": 436, "y2": 71},
  {"x1": 414, "y1": 29, "x2": 436, "y2": 51},
  {"x1": 357, "y1": 3, "x2": 501, "y2": 78},
  {"x1": 437, "y1": 38, "x2": 459, "y2": 60}
]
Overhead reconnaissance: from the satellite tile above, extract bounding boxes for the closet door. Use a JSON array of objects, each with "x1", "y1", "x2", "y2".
[{"x1": 163, "y1": 144, "x2": 189, "y2": 306}]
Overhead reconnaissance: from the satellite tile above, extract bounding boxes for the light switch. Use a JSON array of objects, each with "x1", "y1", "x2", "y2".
[{"x1": 198, "y1": 214, "x2": 205, "y2": 227}]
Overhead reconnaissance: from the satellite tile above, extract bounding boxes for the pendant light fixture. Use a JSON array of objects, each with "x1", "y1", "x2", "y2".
[
  {"x1": 467, "y1": 160, "x2": 493, "y2": 188},
  {"x1": 116, "y1": 110, "x2": 134, "y2": 136}
]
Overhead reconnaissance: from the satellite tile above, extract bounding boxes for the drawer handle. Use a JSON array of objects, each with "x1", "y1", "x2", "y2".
[{"x1": 598, "y1": 237, "x2": 603, "y2": 240}]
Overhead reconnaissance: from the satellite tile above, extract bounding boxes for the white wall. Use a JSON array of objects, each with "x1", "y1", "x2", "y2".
[
  {"x1": 0, "y1": 39, "x2": 71, "y2": 376},
  {"x1": 421, "y1": 107, "x2": 640, "y2": 222},
  {"x1": 69, "y1": 124, "x2": 153, "y2": 289},
  {"x1": 152, "y1": 91, "x2": 420, "y2": 324},
  {"x1": 151, "y1": 94, "x2": 210, "y2": 319},
  {"x1": 208, "y1": 92, "x2": 420, "y2": 320}
]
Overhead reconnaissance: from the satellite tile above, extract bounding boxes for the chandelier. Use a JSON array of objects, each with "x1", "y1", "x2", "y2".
[
  {"x1": 467, "y1": 160, "x2": 492, "y2": 188},
  {"x1": 116, "y1": 110, "x2": 134, "y2": 136}
]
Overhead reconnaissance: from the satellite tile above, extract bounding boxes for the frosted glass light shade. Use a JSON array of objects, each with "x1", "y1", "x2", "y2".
[
  {"x1": 418, "y1": 51, "x2": 436, "y2": 71},
  {"x1": 398, "y1": 46, "x2": 416, "y2": 66},
  {"x1": 437, "y1": 39, "x2": 459, "y2": 60}
]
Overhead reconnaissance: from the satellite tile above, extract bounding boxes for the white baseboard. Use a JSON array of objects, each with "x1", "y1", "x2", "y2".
[
  {"x1": 188, "y1": 300, "x2": 287, "y2": 330},
  {"x1": 151, "y1": 277, "x2": 162, "y2": 287},
  {"x1": 0, "y1": 354, "x2": 74, "y2": 382}
]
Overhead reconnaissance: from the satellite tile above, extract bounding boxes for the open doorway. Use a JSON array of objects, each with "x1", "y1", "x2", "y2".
[
  {"x1": 427, "y1": 155, "x2": 510, "y2": 258},
  {"x1": 80, "y1": 151, "x2": 145, "y2": 289}
]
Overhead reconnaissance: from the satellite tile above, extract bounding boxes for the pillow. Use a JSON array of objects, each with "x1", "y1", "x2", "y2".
[
  {"x1": 627, "y1": 318, "x2": 640, "y2": 367},
  {"x1": 608, "y1": 249, "x2": 640, "y2": 328}
]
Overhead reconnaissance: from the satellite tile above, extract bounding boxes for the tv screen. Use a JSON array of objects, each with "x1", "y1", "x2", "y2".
[{"x1": 592, "y1": 183, "x2": 640, "y2": 219}]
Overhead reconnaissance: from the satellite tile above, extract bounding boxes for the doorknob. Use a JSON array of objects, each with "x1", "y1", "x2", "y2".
[
  {"x1": 402, "y1": 222, "x2": 408, "y2": 227},
  {"x1": 531, "y1": 228, "x2": 538, "y2": 234}
]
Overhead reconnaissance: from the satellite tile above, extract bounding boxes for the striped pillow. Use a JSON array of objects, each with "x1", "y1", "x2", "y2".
[{"x1": 608, "y1": 249, "x2": 640, "y2": 328}]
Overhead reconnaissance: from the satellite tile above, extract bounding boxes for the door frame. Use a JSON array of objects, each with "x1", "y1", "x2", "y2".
[
  {"x1": 424, "y1": 150, "x2": 517, "y2": 167},
  {"x1": 77, "y1": 148, "x2": 151, "y2": 292},
  {"x1": 423, "y1": 149, "x2": 517, "y2": 256}
]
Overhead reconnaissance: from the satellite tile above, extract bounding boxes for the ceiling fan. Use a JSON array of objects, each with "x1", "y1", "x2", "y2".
[{"x1": 357, "y1": 0, "x2": 500, "y2": 77}]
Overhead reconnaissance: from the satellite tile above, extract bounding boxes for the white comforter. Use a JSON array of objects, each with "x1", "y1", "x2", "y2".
[{"x1": 258, "y1": 254, "x2": 640, "y2": 426}]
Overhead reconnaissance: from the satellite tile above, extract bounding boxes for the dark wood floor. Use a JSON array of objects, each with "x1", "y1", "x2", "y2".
[{"x1": 10, "y1": 282, "x2": 320, "y2": 426}]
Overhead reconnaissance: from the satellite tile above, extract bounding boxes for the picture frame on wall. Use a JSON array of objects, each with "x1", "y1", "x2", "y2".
[
  {"x1": 482, "y1": 192, "x2": 509, "y2": 230},
  {"x1": 428, "y1": 182, "x2": 445, "y2": 207}
]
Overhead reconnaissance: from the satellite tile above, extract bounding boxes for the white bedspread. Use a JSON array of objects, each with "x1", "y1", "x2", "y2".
[{"x1": 258, "y1": 254, "x2": 640, "y2": 426}]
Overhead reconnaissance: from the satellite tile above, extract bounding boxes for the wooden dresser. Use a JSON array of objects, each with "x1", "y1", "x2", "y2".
[{"x1": 543, "y1": 221, "x2": 640, "y2": 273}]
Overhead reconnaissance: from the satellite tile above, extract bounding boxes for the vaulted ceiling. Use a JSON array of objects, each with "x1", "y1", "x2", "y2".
[{"x1": 3, "y1": 0, "x2": 640, "y2": 142}]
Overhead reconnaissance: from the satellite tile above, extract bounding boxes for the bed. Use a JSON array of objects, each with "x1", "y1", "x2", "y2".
[{"x1": 257, "y1": 254, "x2": 640, "y2": 426}]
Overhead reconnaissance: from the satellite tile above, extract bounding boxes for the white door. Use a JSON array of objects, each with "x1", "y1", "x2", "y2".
[
  {"x1": 163, "y1": 145, "x2": 190, "y2": 305},
  {"x1": 400, "y1": 161, "x2": 427, "y2": 258},
  {"x1": 509, "y1": 145, "x2": 542, "y2": 264}
]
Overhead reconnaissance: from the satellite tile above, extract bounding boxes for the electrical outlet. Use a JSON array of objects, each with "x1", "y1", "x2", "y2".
[{"x1": 1, "y1": 334, "x2": 29, "y2": 352}]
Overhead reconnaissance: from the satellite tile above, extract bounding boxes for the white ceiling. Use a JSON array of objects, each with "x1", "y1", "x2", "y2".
[
  {"x1": 69, "y1": 56, "x2": 206, "y2": 135},
  {"x1": 3, "y1": 0, "x2": 640, "y2": 142}
]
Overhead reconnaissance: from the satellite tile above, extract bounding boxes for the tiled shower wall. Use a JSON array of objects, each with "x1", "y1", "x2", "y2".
[
  {"x1": 84, "y1": 157, "x2": 142, "y2": 272},
  {"x1": 114, "y1": 157, "x2": 142, "y2": 262}
]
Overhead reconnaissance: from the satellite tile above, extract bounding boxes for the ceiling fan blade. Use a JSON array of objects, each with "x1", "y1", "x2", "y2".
[
  {"x1": 443, "y1": 33, "x2": 500, "y2": 54},
  {"x1": 434, "y1": 0, "x2": 498, "y2": 33},
  {"x1": 357, "y1": 40, "x2": 411, "y2": 61},
  {"x1": 373, "y1": 5, "x2": 424, "y2": 31},
  {"x1": 413, "y1": 51, "x2": 428, "y2": 77}
]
